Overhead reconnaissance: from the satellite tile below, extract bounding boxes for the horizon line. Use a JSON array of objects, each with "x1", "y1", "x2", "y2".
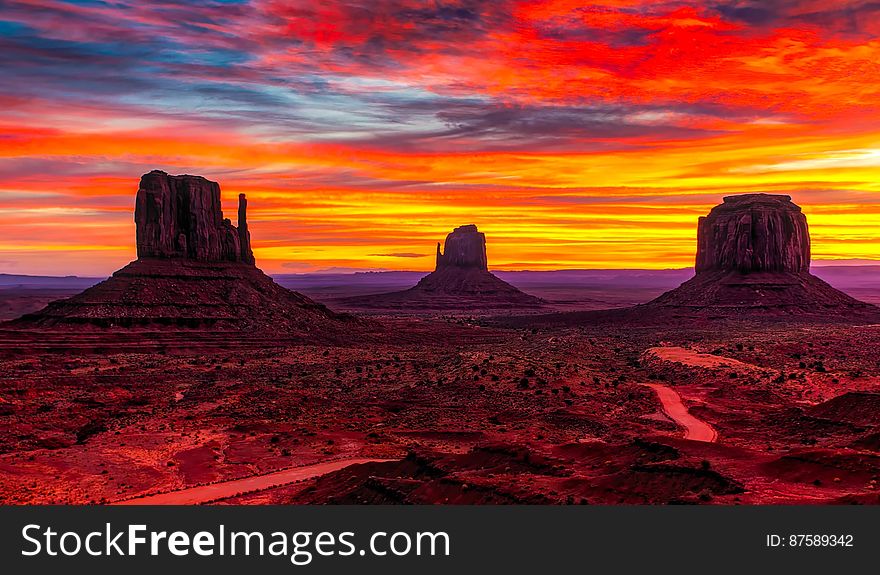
[{"x1": 4, "y1": 259, "x2": 880, "y2": 280}]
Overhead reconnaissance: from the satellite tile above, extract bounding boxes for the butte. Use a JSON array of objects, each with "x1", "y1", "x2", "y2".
[
  {"x1": 643, "y1": 193, "x2": 875, "y2": 318},
  {"x1": 339, "y1": 224, "x2": 543, "y2": 312},
  {"x1": 506, "y1": 193, "x2": 878, "y2": 327},
  {"x1": 12, "y1": 171, "x2": 353, "y2": 335}
]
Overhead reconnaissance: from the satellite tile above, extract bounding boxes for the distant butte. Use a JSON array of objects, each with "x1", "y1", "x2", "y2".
[
  {"x1": 434, "y1": 224, "x2": 488, "y2": 270},
  {"x1": 337, "y1": 224, "x2": 543, "y2": 312},
  {"x1": 643, "y1": 193, "x2": 875, "y2": 317},
  {"x1": 414, "y1": 224, "x2": 524, "y2": 295},
  {"x1": 499, "y1": 193, "x2": 880, "y2": 329},
  {"x1": 13, "y1": 171, "x2": 354, "y2": 334}
]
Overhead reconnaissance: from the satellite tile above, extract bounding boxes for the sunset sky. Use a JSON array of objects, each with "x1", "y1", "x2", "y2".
[{"x1": 2, "y1": 0, "x2": 880, "y2": 276}]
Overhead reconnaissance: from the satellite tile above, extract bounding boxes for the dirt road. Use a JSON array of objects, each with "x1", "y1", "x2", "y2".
[
  {"x1": 113, "y1": 457, "x2": 393, "y2": 505},
  {"x1": 644, "y1": 346, "x2": 760, "y2": 372},
  {"x1": 642, "y1": 383, "x2": 718, "y2": 442}
]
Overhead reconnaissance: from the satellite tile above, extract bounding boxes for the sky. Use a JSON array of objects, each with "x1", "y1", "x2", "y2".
[{"x1": 1, "y1": 0, "x2": 880, "y2": 276}]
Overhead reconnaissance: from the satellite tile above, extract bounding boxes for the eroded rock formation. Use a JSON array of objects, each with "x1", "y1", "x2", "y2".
[
  {"x1": 337, "y1": 224, "x2": 543, "y2": 311},
  {"x1": 643, "y1": 193, "x2": 873, "y2": 318},
  {"x1": 135, "y1": 170, "x2": 253, "y2": 264},
  {"x1": 237, "y1": 193, "x2": 255, "y2": 265},
  {"x1": 15, "y1": 171, "x2": 355, "y2": 334},
  {"x1": 695, "y1": 194, "x2": 810, "y2": 274},
  {"x1": 435, "y1": 224, "x2": 488, "y2": 271}
]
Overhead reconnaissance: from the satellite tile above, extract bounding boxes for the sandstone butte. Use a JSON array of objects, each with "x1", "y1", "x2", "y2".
[
  {"x1": 340, "y1": 224, "x2": 544, "y2": 310},
  {"x1": 645, "y1": 193, "x2": 874, "y2": 315},
  {"x1": 13, "y1": 171, "x2": 354, "y2": 334},
  {"x1": 135, "y1": 170, "x2": 255, "y2": 265}
]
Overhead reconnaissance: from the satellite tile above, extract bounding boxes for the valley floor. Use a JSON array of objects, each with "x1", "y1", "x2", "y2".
[{"x1": 2, "y1": 314, "x2": 880, "y2": 504}]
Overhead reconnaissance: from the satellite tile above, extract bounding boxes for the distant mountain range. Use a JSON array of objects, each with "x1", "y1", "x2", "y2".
[
  {"x1": 0, "y1": 274, "x2": 103, "y2": 289},
  {"x1": 3, "y1": 265, "x2": 879, "y2": 293}
]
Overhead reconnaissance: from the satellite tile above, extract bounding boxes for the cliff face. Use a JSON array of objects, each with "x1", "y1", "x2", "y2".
[
  {"x1": 695, "y1": 194, "x2": 810, "y2": 274},
  {"x1": 435, "y1": 224, "x2": 488, "y2": 271},
  {"x1": 135, "y1": 170, "x2": 254, "y2": 264}
]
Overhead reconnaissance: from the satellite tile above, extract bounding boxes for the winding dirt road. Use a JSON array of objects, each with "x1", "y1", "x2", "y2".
[
  {"x1": 113, "y1": 457, "x2": 394, "y2": 505},
  {"x1": 642, "y1": 383, "x2": 718, "y2": 443}
]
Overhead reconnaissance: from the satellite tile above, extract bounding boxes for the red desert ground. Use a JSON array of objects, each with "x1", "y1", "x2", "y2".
[
  {"x1": 3, "y1": 1, "x2": 880, "y2": 505},
  {"x1": 1, "y1": 171, "x2": 880, "y2": 505}
]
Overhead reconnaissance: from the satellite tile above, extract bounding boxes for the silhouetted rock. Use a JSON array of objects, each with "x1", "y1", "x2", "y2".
[
  {"x1": 335, "y1": 224, "x2": 543, "y2": 312},
  {"x1": 435, "y1": 224, "x2": 488, "y2": 271},
  {"x1": 695, "y1": 194, "x2": 809, "y2": 274},
  {"x1": 237, "y1": 193, "x2": 255, "y2": 265},
  {"x1": 14, "y1": 171, "x2": 358, "y2": 334},
  {"x1": 509, "y1": 194, "x2": 880, "y2": 328},
  {"x1": 413, "y1": 225, "x2": 537, "y2": 299},
  {"x1": 645, "y1": 193, "x2": 875, "y2": 318},
  {"x1": 135, "y1": 170, "x2": 253, "y2": 264}
]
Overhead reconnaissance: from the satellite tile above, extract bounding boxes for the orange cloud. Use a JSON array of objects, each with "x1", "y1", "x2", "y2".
[{"x1": 1, "y1": 1, "x2": 879, "y2": 275}]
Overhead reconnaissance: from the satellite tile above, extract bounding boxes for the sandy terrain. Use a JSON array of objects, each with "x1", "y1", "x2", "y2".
[
  {"x1": 643, "y1": 346, "x2": 763, "y2": 372},
  {"x1": 2, "y1": 311, "x2": 880, "y2": 505}
]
